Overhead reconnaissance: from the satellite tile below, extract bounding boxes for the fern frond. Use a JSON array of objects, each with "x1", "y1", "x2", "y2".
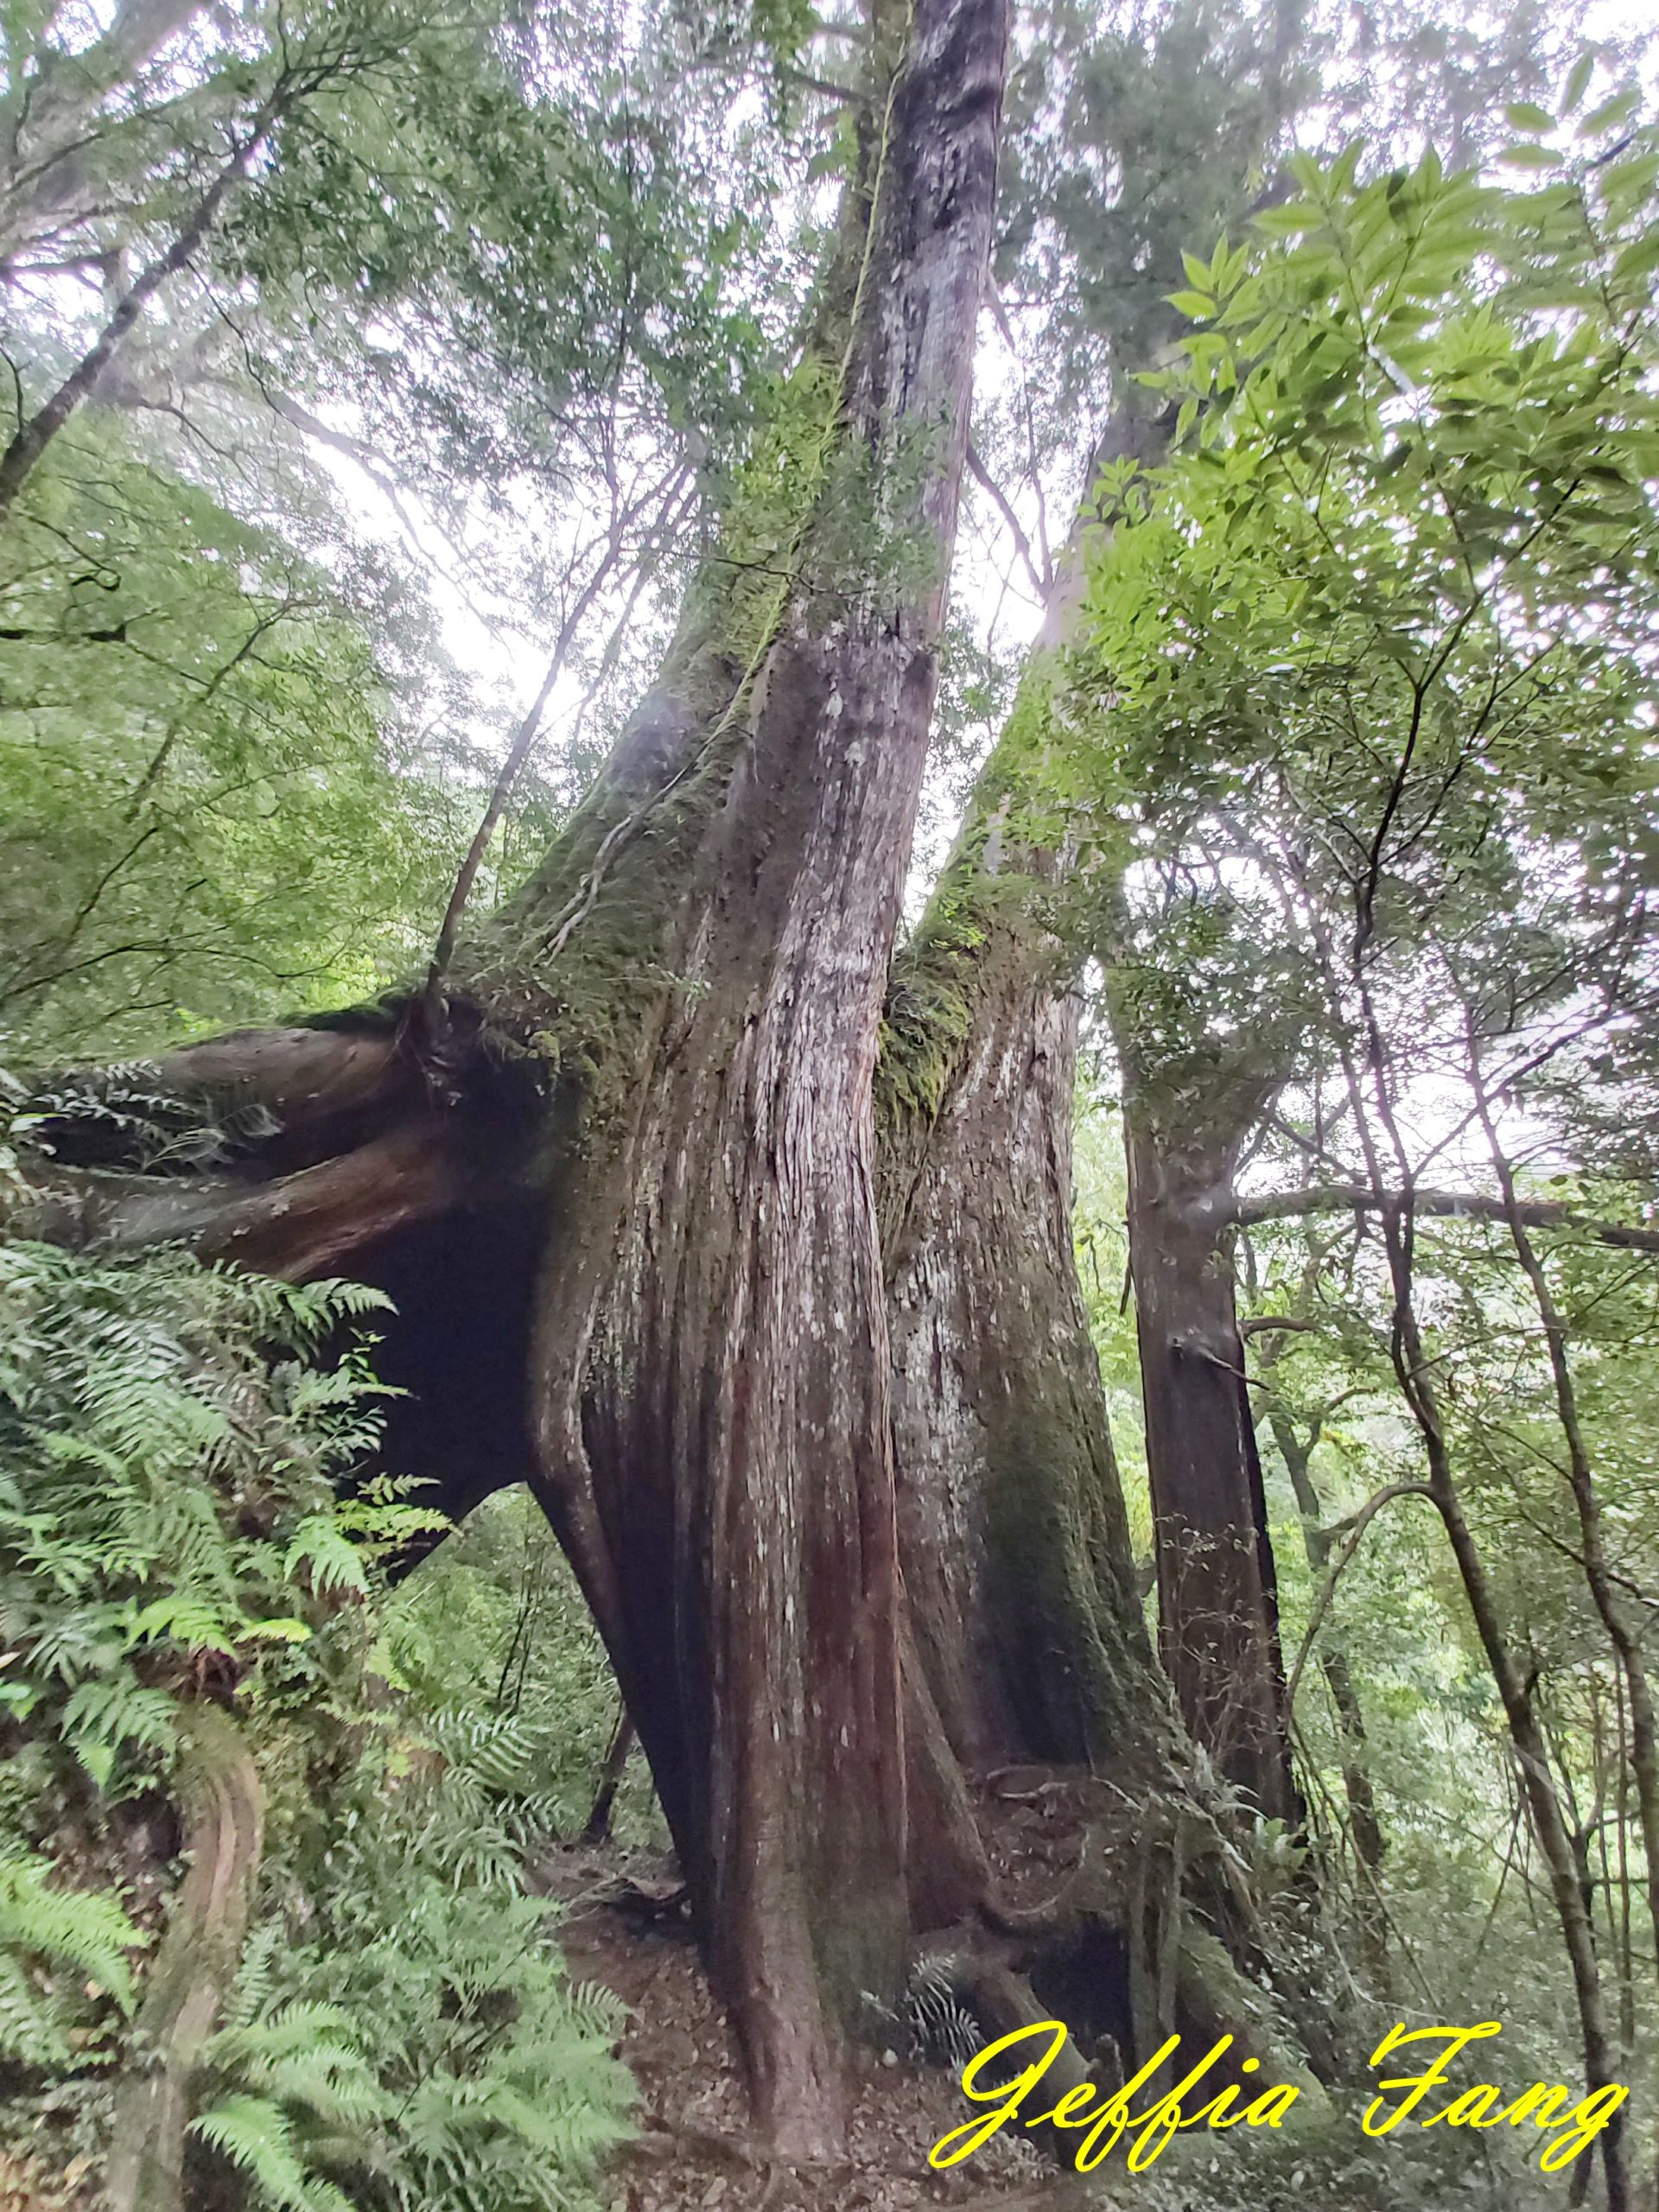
[
  {"x1": 61, "y1": 1677, "x2": 178, "y2": 1767},
  {"x1": 0, "y1": 1950, "x2": 67, "y2": 2066},
  {"x1": 0, "y1": 1852, "x2": 139, "y2": 2009},
  {"x1": 190, "y1": 2094, "x2": 358, "y2": 2212},
  {"x1": 283, "y1": 1517, "x2": 368, "y2": 1599}
]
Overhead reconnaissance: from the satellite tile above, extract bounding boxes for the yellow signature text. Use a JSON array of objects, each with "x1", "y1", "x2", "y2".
[{"x1": 926, "y1": 2018, "x2": 1626, "y2": 2177}]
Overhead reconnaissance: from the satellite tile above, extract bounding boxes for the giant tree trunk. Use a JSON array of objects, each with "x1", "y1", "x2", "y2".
[
  {"x1": 873, "y1": 756, "x2": 1319, "y2": 2079},
  {"x1": 877, "y1": 406, "x2": 1177, "y2": 1783},
  {"x1": 458, "y1": 0, "x2": 1007, "y2": 2153},
  {"x1": 12, "y1": 1, "x2": 1320, "y2": 2127},
  {"x1": 979, "y1": 390, "x2": 1300, "y2": 1827},
  {"x1": 16, "y1": 0, "x2": 1011, "y2": 2158}
]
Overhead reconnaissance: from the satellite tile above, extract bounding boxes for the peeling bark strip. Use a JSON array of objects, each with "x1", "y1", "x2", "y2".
[
  {"x1": 486, "y1": 0, "x2": 1013, "y2": 2158},
  {"x1": 105, "y1": 1704, "x2": 262, "y2": 2212}
]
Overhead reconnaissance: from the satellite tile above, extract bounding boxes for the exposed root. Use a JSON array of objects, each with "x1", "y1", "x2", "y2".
[
  {"x1": 583, "y1": 1709, "x2": 638, "y2": 1846},
  {"x1": 903, "y1": 1764, "x2": 1332, "y2": 2125}
]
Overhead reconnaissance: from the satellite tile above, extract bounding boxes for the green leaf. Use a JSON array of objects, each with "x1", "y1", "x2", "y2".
[
  {"x1": 1253, "y1": 200, "x2": 1319, "y2": 239},
  {"x1": 283, "y1": 1516, "x2": 368, "y2": 1599},
  {"x1": 1612, "y1": 235, "x2": 1659, "y2": 284},
  {"x1": 1579, "y1": 88, "x2": 1641, "y2": 137},
  {"x1": 1562, "y1": 52, "x2": 1595, "y2": 114},
  {"x1": 1168, "y1": 291, "x2": 1217, "y2": 321},
  {"x1": 191, "y1": 2095, "x2": 354, "y2": 2212},
  {"x1": 1504, "y1": 102, "x2": 1555, "y2": 133}
]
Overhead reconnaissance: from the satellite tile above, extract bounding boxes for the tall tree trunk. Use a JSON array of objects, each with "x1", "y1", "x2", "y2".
[
  {"x1": 879, "y1": 404, "x2": 1179, "y2": 1782},
  {"x1": 873, "y1": 737, "x2": 1326, "y2": 2084},
  {"x1": 1117, "y1": 1099, "x2": 1300, "y2": 1826},
  {"x1": 454, "y1": 0, "x2": 1010, "y2": 2153},
  {"x1": 880, "y1": 838, "x2": 1173, "y2": 1785},
  {"x1": 876, "y1": 381, "x2": 1298, "y2": 1822}
]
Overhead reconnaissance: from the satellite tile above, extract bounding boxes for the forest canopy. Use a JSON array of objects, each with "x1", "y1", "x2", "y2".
[{"x1": 4, "y1": 3, "x2": 1659, "y2": 2212}]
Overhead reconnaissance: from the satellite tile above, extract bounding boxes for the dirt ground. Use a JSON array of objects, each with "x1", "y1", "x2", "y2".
[
  {"x1": 0, "y1": 1814, "x2": 1108, "y2": 2212},
  {"x1": 538, "y1": 1841, "x2": 1102, "y2": 2212}
]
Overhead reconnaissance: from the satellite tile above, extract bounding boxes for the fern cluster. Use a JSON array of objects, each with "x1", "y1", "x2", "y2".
[
  {"x1": 0, "y1": 1239, "x2": 634, "y2": 2210},
  {"x1": 0, "y1": 1242, "x2": 425, "y2": 1792},
  {"x1": 0, "y1": 1847, "x2": 138, "y2": 2072},
  {"x1": 0, "y1": 1243, "x2": 420, "y2": 2090},
  {"x1": 195, "y1": 1829, "x2": 632, "y2": 2212}
]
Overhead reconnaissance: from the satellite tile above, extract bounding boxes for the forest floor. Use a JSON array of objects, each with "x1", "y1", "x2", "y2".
[{"x1": 538, "y1": 1840, "x2": 1100, "y2": 2212}]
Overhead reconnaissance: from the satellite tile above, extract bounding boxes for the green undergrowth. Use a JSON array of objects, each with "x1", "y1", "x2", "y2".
[{"x1": 0, "y1": 1237, "x2": 635, "y2": 2212}]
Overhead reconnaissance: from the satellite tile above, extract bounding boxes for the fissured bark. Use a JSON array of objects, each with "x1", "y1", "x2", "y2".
[
  {"x1": 466, "y1": 0, "x2": 1012, "y2": 2155},
  {"x1": 878, "y1": 407, "x2": 1181, "y2": 1794},
  {"x1": 882, "y1": 908, "x2": 1171, "y2": 1783},
  {"x1": 1120, "y1": 1103, "x2": 1300, "y2": 1827}
]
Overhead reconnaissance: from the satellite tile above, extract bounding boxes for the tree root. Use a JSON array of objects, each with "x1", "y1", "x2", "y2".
[
  {"x1": 582, "y1": 1709, "x2": 636, "y2": 1845},
  {"x1": 906, "y1": 1763, "x2": 1332, "y2": 2139}
]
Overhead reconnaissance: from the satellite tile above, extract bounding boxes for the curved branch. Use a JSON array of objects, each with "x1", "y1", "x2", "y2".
[
  {"x1": 1236, "y1": 1184, "x2": 1659, "y2": 1256},
  {"x1": 21, "y1": 1116, "x2": 464, "y2": 1278},
  {"x1": 1284, "y1": 1482, "x2": 1437, "y2": 1715},
  {"x1": 0, "y1": 84, "x2": 288, "y2": 518},
  {"x1": 965, "y1": 440, "x2": 1046, "y2": 599}
]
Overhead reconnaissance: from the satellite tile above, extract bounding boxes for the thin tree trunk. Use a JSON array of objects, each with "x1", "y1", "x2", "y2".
[
  {"x1": 1421, "y1": 1398, "x2": 1629, "y2": 2212},
  {"x1": 1245, "y1": 1273, "x2": 1385, "y2": 1892},
  {"x1": 1462, "y1": 994, "x2": 1659, "y2": 2207},
  {"x1": 0, "y1": 90, "x2": 284, "y2": 523},
  {"x1": 1270, "y1": 1411, "x2": 1384, "y2": 1865},
  {"x1": 1261, "y1": 1396, "x2": 1387, "y2": 1973},
  {"x1": 582, "y1": 1708, "x2": 634, "y2": 1846},
  {"x1": 419, "y1": 470, "x2": 689, "y2": 1030},
  {"x1": 1299, "y1": 897, "x2": 1632, "y2": 2212}
]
